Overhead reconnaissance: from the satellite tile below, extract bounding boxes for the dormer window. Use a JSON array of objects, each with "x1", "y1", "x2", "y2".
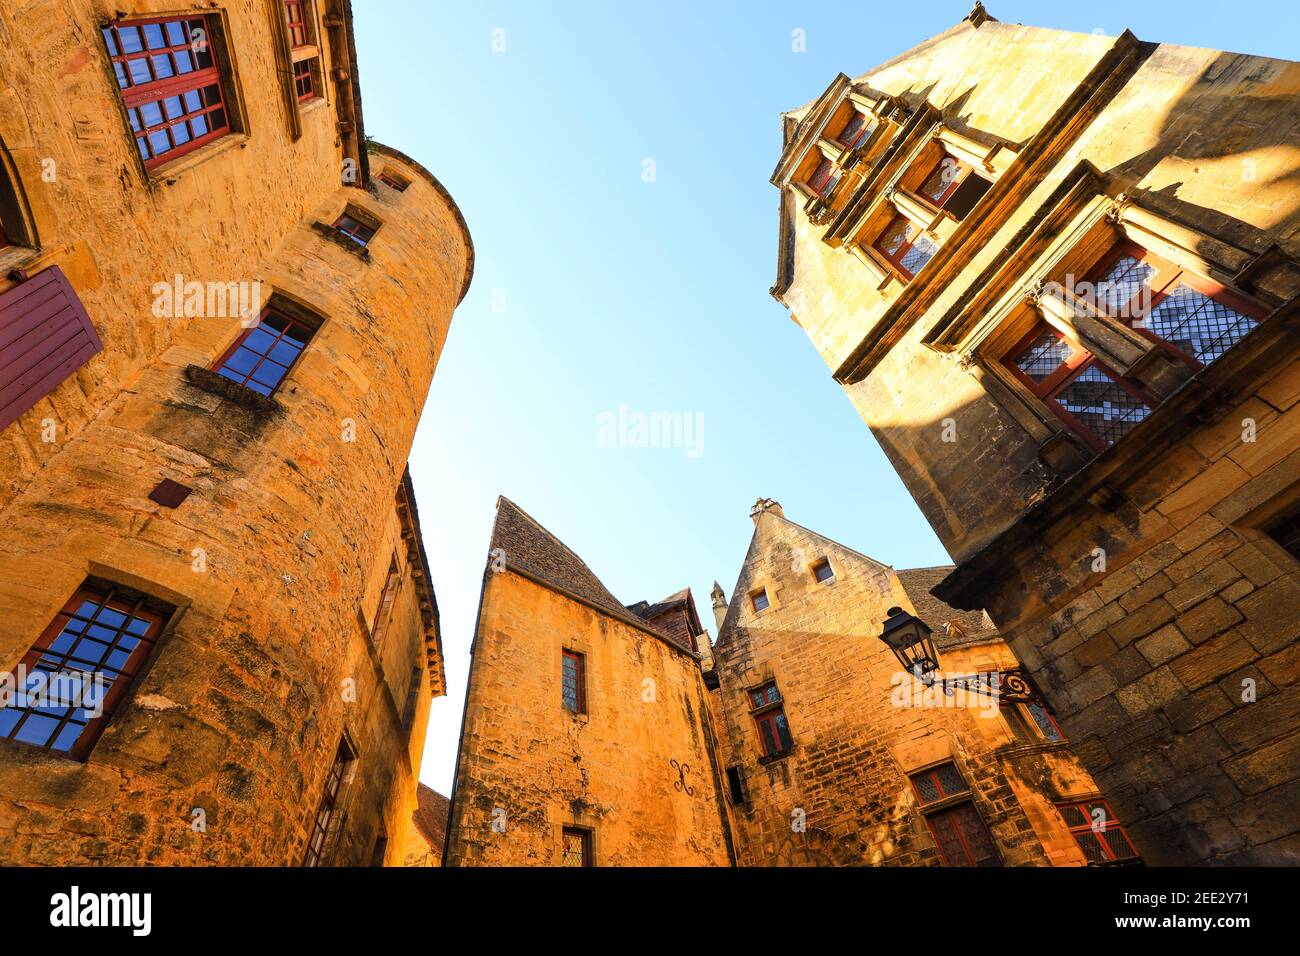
[
  {"x1": 837, "y1": 110, "x2": 874, "y2": 149},
  {"x1": 874, "y1": 214, "x2": 939, "y2": 280},
  {"x1": 808, "y1": 155, "x2": 838, "y2": 198},
  {"x1": 916, "y1": 153, "x2": 993, "y2": 222}
]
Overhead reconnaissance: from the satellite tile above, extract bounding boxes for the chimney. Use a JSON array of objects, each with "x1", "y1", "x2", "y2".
[
  {"x1": 710, "y1": 580, "x2": 728, "y2": 631},
  {"x1": 750, "y1": 497, "x2": 784, "y2": 523}
]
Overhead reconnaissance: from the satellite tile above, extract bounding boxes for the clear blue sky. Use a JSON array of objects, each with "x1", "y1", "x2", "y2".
[{"x1": 351, "y1": 0, "x2": 1299, "y2": 793}]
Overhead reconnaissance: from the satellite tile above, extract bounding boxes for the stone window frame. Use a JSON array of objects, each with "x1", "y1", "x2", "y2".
[
  {"x1": 98, "y1": 10, "x2": 252, "y2": 185},
  {"x1": 724, "y1": 765, "x2": 748, "y2": 806},
  {"x1": 748, "y1": 680, "x2": 793, "y2": 759},
  {"x1": 268, "y1": 0, "x2": 329, "y2": 141},
  {"x1": 749, "y1": 586, "x2": 771, "y2": 614},
  {"x1": 810, "y1": 556, "x2": 835, "y2": 585},
  {"x1": 1232, "y1": 480, "x2": 1300, "y2": 571},
  {"x1": 368, "y1": 553, "x2": 402, "y2": 648},
  {"x1": 1003, "y1": 701, "x2": 1066, "y2": 746},
  {"x1": 0, "y1": 578, "x2": 176, "y2": 762},
  {"x1": 377, "y1": 168, "x2": 411, "y2": 192},
  {"x1": 907, "y1": 760, "x2": 1002, "y2": 866},
  {"x1": 955, "y1": 190, "x2": 1276, "y2": 465},
  {"x1": 0, "y1": 136, "x2": 40, "y2": 277},
  {"x1": 846, "y1": 124, "x2": 1012, "y2": 292}
]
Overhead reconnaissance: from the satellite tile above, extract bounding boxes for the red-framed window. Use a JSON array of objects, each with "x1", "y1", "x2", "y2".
[
  {"x1": 284, "y1": 0, "x2": 310, "y2": 46},
  {"x1": 873, "y1": 213, "x2": 939, "y2": 280},
  {"x1": 1058, "y1": 799, "x2": 1140, "y2": 864},
  {"x1": 749, "y1": 681, "x2": 793, "y2": 757},
  {"x1": 909, "y1": 763, "x2": 1000, "y2": 866},
  {"x1": 212, "y1": 307, "x2": 318, "y2": 396},
  {"x1": 1003, "y1": 241, "x2": 1265, "y2": 452},
  {"x1": 333, "y1": 211, "x2": 377, "y2": 247},
  {"x1": 926, "y1": 802, "x2": 1001, "y2": 866},
  {"x1": 561, "y1": 826, "x2": 592, "y2": 866},
  {"x1": 0, "y1": 583, "x2": 168, "y2": 761},
  {"x1": 561, "y1": 649, "x2": 586, "y2": 714},
  {"x1": 101, "y1": 16, "x2": 232, "y2": 170},
  {"x1": 807, "y1": 155, "x2": 838, "y2": 198},
  {"x1": 292, "y1": 59, "x2": 314, "y2": 101},
  {"x1": 914, "y1": 152, "x2": 992, "y2": 222},
  {"x1": 837, "y1": 110, "x2": 874, "y2": 149},
  {"x1": 304, "y1": 737, "x2": 354, "y2": 866},
  {"x1": 377, "y1": 170, "x2": 410, "y2": 192},
  {"x1": 1005, "y1": 701, "x2": 1065, "y2": 743}
]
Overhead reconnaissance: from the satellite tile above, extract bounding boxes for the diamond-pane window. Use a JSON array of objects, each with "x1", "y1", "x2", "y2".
[
  {"x1": 899, "y1": 232, "x2": 938, "y2": 276},
  {"x1": 1055, "y1": 366, "x2": 1150, "y2": 447},
  {"x1": 910, "y1": 762, "x2": 970, "y2": 806},
  {"x1": 809, "y1": 156, "x2": 838, "y2": 197},
  {"x1": 304, "y1": 737, "x2": 353, "y2": 866},
  {"x1": 926, "y1": 802, "x2": 1000, "y2": 866},
  {"x1": 1135, "y1": 283, "x2": 1259, "y2": 365},
  {"x1": 561, "y1": 649, "x2": 585, "y2": 713},
  {"x1": 1013, "y1": 331, "x2": 1076, "y2": 383},
  {"x1": 561, "y1": 827, "x2": 591, "y2": 866},
  {"x1": 873, "y1": 213, "x2": 938, "y2": 280},
  {"x1": 838, "y1": 111, "x2": 874, "y2": 148},
  {"x1": 1058, "y1": 799, "x2": 1139, "y2": 864},
  {"x1": 1092, "y1": 255, "x2": 1156, "y2": 317}
]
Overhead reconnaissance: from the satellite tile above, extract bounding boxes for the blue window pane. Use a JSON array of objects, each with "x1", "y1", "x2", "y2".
[
  {"x1": 183, "y1": 89, "x2": 202, "y2": 112},
  {"x1": 138, "y1": 100, "x2": 164, "y2": 128},
  {"x1": 126, "y1": 618, "x2": 150, "y2": 636},
  {"x1": 51, "y1": 722, "x2": 85, "y2": 753},
  {"x1": 103, "y1": 28, "x2": 119, "y2": 56},
  {"x1": 137, "y1": 138, "x2": 151, "y2": 160},
  {"x1": 114, "y1": 62, "x2": 128, "y2": 88},
  {"x1": 73, "y1": 639, "x2": 112, "y2": 665},
  {"x1": 190, "y1": 114, "x2": 208, "y2": 137},
  {"x1": 14, "y1": 713, "x2": 59, "y2": 747},
  {"x1": 174, "y1": 49, "x2": 194, "y2": 74},
  {"x1": 126, "y1": 57, "x2": 152, "y2": 85},
  {"x1": 97, "y1": 608, "x2": 127, "y2": 628},
  {"x1": 244, "y1": 379, "x2": 273, "y2": 396},
  {"x1": 171, "y1": 123, "x2": 190, "y2": 146},
  {"x1": 220, "y1": 347, "x2": 260, "y2": 377},
  {"x1": 0, "y1": 707, "x2": 21, "y2": 736},
  {"x1": 165, "y1": 21, "x2": 187, "y2": 46},
  {"x1": 250, "y1": 360, "x2": 288, "y2": 389},
  {"x1": 268, "y1": 339, "x2": 302, "y2": 365},
  {"x1": 243, "y1": 327, "x2": 276, "y2": 353},
  {"x1": 151, "y1": 53, "x2": 174, "y2": 79},
  {"x1": 49, "y1": 629, "x2": 77, "y2": 655},
  {"x1": 118, "y1": 26, "x2": 143, "y2": 54},
  {"x1": 163, "y1": 95, "x2": 184, "y2": 119},
  {"x1": 107, "y1": 648, "x2": 132, "y2": 670},
  {"x1": 142, "y1": 23, "x2": 166, "y2": 49}
]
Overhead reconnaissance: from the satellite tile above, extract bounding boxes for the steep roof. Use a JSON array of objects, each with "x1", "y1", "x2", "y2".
[
  {"x1": 896, "y1": 565, "x2": 998, "y2": 647},
  {"x1": 629, "y1": 587, "x2": 702, "y2": 653},
  {"x1": 412, "y1": 783, "x2": 450, "y2": 854},
  {"x1": 488, "y1": 497, "x2": 693, "y2": 654}
]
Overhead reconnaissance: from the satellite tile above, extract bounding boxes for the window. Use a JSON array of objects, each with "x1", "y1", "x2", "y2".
[
  {"x1": 837, "y1": 110, "x2": 874, "y2": 149},
  {"x1": 561, "y1": 827, "x2": 592, "y2": 866},
  {"x1": 0, "y1": 582, "x2": 169, "y2": 761},
  {"x1": 1005, "y1": 701, "x2": 1064, "y2": 743},
  {"x1": 212, "y1": 306, "x2": 318, "y2": 396},
  {"x1": 726, "y1": 766, "x2": 747, "y2": 805},
  {"x1": 750, "y1": 589, "x2": 770, "y2": 613},
  {"x1": 561, "y1": 649, "x2": 586, "y2": 714},
  {"x1": 812, "y1": 559, "x2": 834, "y2": 583},
  {"x1": 101, "y1": 16, "x2": 232, "y2": 170},
  {"x1": 283, "y1": 1, "x2": 320, "y2": 103},
  {"x1": 304, "y1": 737, "x2": 354, "y2": 866},
  {"x1": 915, "y1": 153, "x2": 992, "y2": 222},
  {"x1": 1058, "y1": 799, "x2": 1139, "y2": 864},
  {"x1": 910, "y1": 763, "x2": 1000, "y2": 866},
  {"x1": 333, "y1": 210, "x2": 378, "y2": 247},
  {"x1": 808, "y1": 155, "x2": 838, "y2": 198},
  {"x1": 1003, "y1": 242, "x2": 1264, "y2": 452},
  {"x1": 873, "y1": 213, "x2": 939, "y2": 280},
  {"x1": 377, "y1": 169, "x2": 410, "y2": 192},
  {"x1": 369, "y1": 557, "x2": 400, "y2": 646},
  {"x1": 1264, "y1": 504, "x2": 1300, "y2": 561},
  {"x1": 749, "y1": 681, "x2": 793, "y2": 757}
]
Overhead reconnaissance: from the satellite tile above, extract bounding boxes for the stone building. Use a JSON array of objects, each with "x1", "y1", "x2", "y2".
[
  {"x1": 769, "y1": 3, "x2": 1299, "y2": 864},
  {"x1": 443, "y1": 498, "x2": 734, "y2": 867},
  {"x1": 445, "y1": 496, "x2": 1132, "y2": 867},
  {"x1": 0, "y1": 1, "x2": 471, "y2": 865}
]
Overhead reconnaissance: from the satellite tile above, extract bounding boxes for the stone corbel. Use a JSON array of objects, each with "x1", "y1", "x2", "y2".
[
  {"x1": 891, "y1": 188, "x2": 944, "y2": 234},
  {"x1": 935, "y1": 126, "x2": 997, "y2": 174},
  {"x1": 849, "y1": 242, "x2": 893, "y2": 290}
]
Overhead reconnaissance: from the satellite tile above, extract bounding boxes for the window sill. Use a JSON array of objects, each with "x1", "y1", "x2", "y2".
[
  {"x1": 147, "y1": 133, "x2": 249, "y2": 186},
  {"x1": 299, "y1": 96, "x2": 329, "y2": 117},
  {"x1": 183, "y1": 364, "x2": 283, "y2": 416},
  {"x1": 311, "y1": 221, "x2": 372, "y2": 262},
  {"x1": 994, "y1": 739, "x2": 1071, "y2": 759},
  {"x1": 758, "y1": 747, "x2": 795, "y2": 765}
]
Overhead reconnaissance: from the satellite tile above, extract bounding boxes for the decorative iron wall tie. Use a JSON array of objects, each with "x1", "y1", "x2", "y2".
[{"x1": 670, "y1": 759, "x2": 695, "y2": 796}]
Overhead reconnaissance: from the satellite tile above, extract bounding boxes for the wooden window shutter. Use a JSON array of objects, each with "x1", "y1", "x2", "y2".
[{"x1": 0, "y1": 266, "x2": 102, "y2": 430}]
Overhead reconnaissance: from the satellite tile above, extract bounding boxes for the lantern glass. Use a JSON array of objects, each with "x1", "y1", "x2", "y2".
[{"x1": 879, "y1": 607, "x2": 939, "y2": 679}]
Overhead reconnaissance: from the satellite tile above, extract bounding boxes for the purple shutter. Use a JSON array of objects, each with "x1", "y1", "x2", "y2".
[{"x1": 0, "y1": 266, "x2": 103, "y2": 429}]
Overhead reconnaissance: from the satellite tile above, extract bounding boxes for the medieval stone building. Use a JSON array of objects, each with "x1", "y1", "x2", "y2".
[
  {"x1": 444, "y1": 495, "x2": 1136, "y2": 867},
  {"x1": 769, "y1": 3, "x2": 1299, "y2": 864},
  {"x1": 0, "y1": 1, "x2": 471, "y2": 865}
]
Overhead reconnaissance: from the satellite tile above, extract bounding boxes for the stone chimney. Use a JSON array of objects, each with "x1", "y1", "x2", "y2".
[
  {"x1": 750, "y1": 497, "x2": 784, "y2": 523},
  {"x1": 710, "y1": 580, "x2": 728, "y2": 632}
]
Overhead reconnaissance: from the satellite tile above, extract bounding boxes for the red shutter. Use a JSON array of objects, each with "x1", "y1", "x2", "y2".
[{"x1": 0, "y1": 266, "x2": 103, "y2": 430}]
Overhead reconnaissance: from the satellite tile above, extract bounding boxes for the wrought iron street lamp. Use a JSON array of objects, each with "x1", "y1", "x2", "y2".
[{"x1": 877, "y1": 606, "x2": 1052, "y2": 710}]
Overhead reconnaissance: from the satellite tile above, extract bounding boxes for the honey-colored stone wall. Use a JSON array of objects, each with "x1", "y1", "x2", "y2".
[
  {"x1": 444, "y1": 569, "x2": 733, "y2": 867},
  {"x1": 0, "y1": 0, "x2": 468, "y2": 865},
  {"x1": 711, "y1": 505, "x2": 1103, "y2": 866}
]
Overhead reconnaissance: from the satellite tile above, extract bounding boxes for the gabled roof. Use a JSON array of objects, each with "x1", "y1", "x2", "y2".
[
  {"x1": 412, "y1": 783, "x2": 450, "y2": 853},
  {"x1": 896, "y1": 565, "x2": 998, "y2": 647},
  {"x1": 487, "y1": 497, "x2": 694, "y2": 655},
  {"x1": 629, "y1": 587, "x2": 702, "y2": 653}
]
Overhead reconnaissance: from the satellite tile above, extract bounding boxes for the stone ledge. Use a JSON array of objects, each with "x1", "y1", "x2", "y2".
[
  {"x1": 183, "y1": 365, "x2": 283, "y2": 416},
  {"x1": 311, "y1": 221, "x2": 372, "y2": 262}
]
